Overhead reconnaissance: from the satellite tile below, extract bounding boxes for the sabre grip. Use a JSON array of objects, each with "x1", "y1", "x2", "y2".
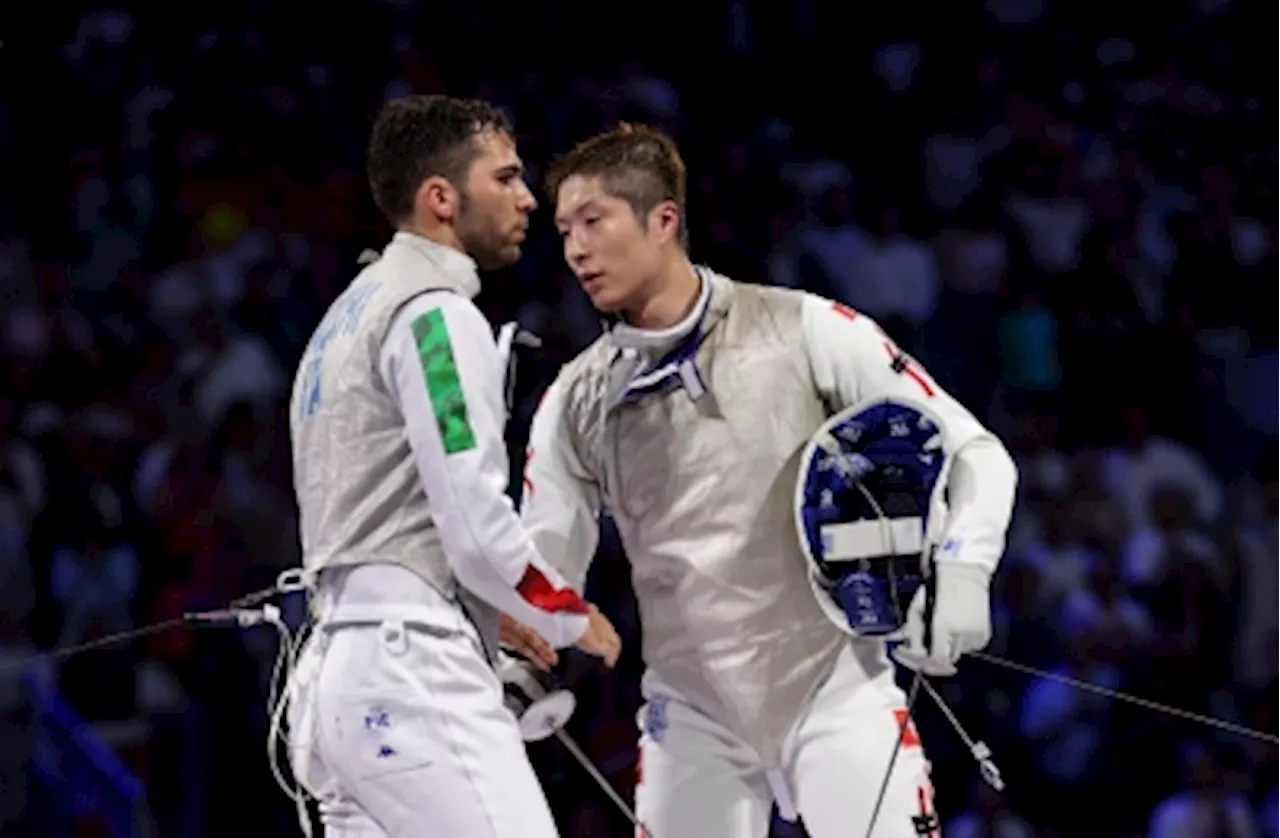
[
  {"x1": 498, "y1": 654, "x2": 564, "y2": 703},
  {"x1": 498, "y1": 654, "x2": 577, "y2": 742},
  {"x1": 503, "y1": 684, "x2": 533, "y2": 716}
]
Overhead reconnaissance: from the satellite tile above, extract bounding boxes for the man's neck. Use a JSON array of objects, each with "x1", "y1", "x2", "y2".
[{"x1": 624, "y1": 258, "x2": 701, "y2": 330}]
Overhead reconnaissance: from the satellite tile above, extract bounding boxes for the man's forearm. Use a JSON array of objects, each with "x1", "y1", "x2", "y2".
[{"x1": 938, "y1": 437, "x2": 1018, "y2": 573}]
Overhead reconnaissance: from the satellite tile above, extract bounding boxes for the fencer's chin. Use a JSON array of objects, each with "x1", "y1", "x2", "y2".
[
  {"x1": 588, "y1": 293, "x2": 625, "y2": 314},
  {"x1": 477, "y1": 246, "x2": 520, "y2": 271},
  {"x1": 582, "y1": 283, "x2": 626, "y2": 313}
]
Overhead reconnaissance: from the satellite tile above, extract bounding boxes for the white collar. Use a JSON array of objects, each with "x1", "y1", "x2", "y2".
[
  {"x1": 610, "y1": 266, "x2": 711, "y2": 355},
  {"x1": 391, "y1": 231, "x2": 481, "y2": 299}
]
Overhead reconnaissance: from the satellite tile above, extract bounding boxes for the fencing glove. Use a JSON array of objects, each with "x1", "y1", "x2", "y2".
[{"x1": 892, "y1": 560, "x2": 991, "y2": 676}]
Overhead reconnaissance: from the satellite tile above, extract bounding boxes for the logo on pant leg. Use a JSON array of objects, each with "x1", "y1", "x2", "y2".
[
  {"x1": 365, "y1": 706, "x2": 397, "y2": 760},
  {"x1": 643, "y1": 696, "x2": 668, "y2": 742},
  {"x1": 364, "y1": 706, "x2": 391, "y2": 731}
]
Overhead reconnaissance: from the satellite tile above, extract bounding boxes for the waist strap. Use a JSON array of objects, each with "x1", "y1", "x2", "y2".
[
  {"x1": 319, "y1": 603, "x2": 464, "y2": 635},
  {"x1": 313, "y1": 564, "x2": 468, "y2": 635}
]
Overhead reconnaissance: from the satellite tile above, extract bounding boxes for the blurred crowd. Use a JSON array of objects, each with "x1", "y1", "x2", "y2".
[{"x1": 1, "y1": 0, "x2": 1275, "y2": 836}]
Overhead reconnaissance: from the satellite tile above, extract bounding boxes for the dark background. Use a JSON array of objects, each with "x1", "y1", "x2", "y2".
[{"x1": 0, "y1": 1, "x2": 1275, "y2": 836}]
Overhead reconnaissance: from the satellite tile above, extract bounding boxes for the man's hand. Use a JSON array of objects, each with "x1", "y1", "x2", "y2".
[
  {"x1": 498, "y1": 613, "x2": 558, "y2": 671},
  {"x1": 498, "y1": 605, "x2": 621, "y2": 670},
  {"x1": 575, "y1": 604, "x2": 621, "y2": 668},
  {"x1": 892, "y1": 562, "x2": 992, "y2": 676}
]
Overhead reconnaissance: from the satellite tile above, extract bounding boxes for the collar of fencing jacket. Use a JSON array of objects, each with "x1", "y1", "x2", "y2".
[
  {"x1": 606, "y1": 266, "x2": 733, "y2": 408},
  {"x1": 388, "y1": 231, "x2": 482, "y2": 299}
]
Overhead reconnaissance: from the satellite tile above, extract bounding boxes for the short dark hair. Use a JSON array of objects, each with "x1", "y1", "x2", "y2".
[
  {"x1": 366, "y1": 94, "x2": 513, "y2": 225},
  {"x1": 545, "y1": 123, "x2": 689, "y2": 250}
]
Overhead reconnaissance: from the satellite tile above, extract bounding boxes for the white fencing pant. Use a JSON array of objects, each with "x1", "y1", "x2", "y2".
[
  {"x1": 289, "y1": 617, "x2": 560, "y2": 838},
  {"x1": 635, "y1": 645, "x2": 937, "y2": 838}
]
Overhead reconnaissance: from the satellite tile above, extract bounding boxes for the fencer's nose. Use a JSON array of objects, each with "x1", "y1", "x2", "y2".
[
  {"x1": 515, "y1": 179, "x2": 537, "y2": 213},
  {"x1": 563, "y1": 231, "x2": 590, "y2": 270}
]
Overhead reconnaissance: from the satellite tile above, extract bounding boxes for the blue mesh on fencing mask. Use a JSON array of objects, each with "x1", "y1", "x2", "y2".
[{"x1": 794, "y1": 398, "x2": 948, "y2": 636}]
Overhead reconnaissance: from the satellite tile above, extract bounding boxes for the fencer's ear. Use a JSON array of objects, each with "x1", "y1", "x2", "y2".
[
  {"x1": 652, "y1": 200, "x2": 680, "y2": 244},
  {"x1": 416, "y1": 175, "x2": 458, "y2": 222}
]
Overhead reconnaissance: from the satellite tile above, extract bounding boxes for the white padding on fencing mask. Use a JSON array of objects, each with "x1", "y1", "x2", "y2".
[{"x1": 820, "y1": 517, "x2": 925, "y2": 563}]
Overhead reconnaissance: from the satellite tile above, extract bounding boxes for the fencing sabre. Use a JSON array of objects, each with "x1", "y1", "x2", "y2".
[
  {"x1": 917, "y1": 676, "x2": 1004, "y2": 791},
  {"x1": 499, "y1": 654, "x2": 653, "y2": 838}
]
